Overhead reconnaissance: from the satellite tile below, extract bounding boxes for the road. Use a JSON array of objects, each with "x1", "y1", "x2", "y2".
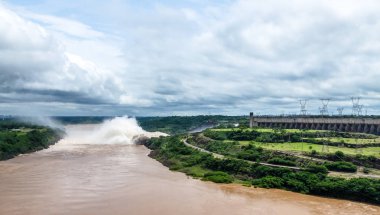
[
  {"x1": 182, "y1": 139, "x2": 380, "y2": 179},
  {"x1": 182, "y1": 139, "x2": 302, "y2": 170}
]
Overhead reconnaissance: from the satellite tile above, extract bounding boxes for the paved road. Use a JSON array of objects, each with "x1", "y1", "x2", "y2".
[
  {"x1": 182, "y1": 139, "x2": 380, "y2": 179},
  {"x1": 182, "y1": 139, "x2": 302, "y2": 170}
]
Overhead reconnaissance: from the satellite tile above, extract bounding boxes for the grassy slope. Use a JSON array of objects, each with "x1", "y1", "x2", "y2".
[
  {"x1": 314, "y1": 137, "x2": 380, "y2": 144},
  {"x1": 235, "y1": 141, "x2": 380, "y2": 157},
  {"x1": 211, "y1": 128, "x2": 380, "y2": 158}
]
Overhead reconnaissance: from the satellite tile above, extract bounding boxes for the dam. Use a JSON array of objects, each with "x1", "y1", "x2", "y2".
[{"x1": 249, "y1": 112, "x2": 380, "y2": 134}]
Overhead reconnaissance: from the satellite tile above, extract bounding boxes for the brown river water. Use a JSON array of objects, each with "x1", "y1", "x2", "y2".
[{"x1": 0, "y1": 124, "x2": 379, "y2": 215}]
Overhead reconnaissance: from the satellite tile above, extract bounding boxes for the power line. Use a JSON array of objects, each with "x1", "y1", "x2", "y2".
[
  {"x1": 351, "y1": 97, "x2": 361, "y2": 116},
  {"x1": 299, "y1": 99, "x2": 308, "y2": 115},
  {"x1": 319, "y1": 99, "x2": 330, "y2": 116}
]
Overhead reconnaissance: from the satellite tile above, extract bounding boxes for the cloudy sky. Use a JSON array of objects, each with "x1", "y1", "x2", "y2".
[{"x1": 1, "y1": 0, "x2": 380, "y2": 116}]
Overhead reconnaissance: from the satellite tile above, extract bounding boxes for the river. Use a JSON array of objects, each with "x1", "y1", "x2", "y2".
[{"x1": 0, "y1": 124, "x2": 378, "y2": 215}]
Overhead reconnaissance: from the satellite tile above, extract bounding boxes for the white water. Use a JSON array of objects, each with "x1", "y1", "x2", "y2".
[{"x1": 62, "y1": 116, "x2": 167, "y2": 145}]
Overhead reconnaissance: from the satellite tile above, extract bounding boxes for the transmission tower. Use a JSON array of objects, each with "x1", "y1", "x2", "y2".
[
  {"x1": 351, "y1": 97, "x2": 361, "y2": 116},
  {"x1": 358, "y1": 105, "x2": 364, "y2": 116},
  {"x1": 319, "y1": 99, "x2": 330, "y2": 116},
  {"x1": 337, "y1": 107, "x2": 344, "y2": 116},
  {"x1": 299, "y1": 99, "x2": 308, "y2": 115}
]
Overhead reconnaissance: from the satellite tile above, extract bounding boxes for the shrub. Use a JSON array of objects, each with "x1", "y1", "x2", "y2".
[
  {"x1": 237, "y1": 150, "x2": 261, "y2": 161},
  {"x1": 334, "y1": 151, "x2": 345, "y2": 159},
  {"x1": 285, "y1": 178, "x2": 309, "y2": 193},
  {"x1": 267, "y1": 158, "x2": 296, "y2": 166},
  {"x1": 252, "y1": 176, "x2": 284, "y2": 188},
  {"x1": 368, "y1": 155, "x2": 377, "y2": 162},
  {"x1": 203, "y1": 171, "x2": 233, "y2": 183},
  {"x1": 325, "y1": 161, "x2": 357, "y2": 173},
  {"x1": 306, "y1": 164, "x2": 328, "y2": 174},
  {"x1": 203, "y1": 130, "x2": 227, "y2": 140}
]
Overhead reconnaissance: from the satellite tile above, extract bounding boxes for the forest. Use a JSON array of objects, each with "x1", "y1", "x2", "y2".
[
  {"x1": 137, "y1": 115, "x2": 246, "y2": 134},
  {"x1": 0, "y1": 119, "x2": 62, "y2": 160}
]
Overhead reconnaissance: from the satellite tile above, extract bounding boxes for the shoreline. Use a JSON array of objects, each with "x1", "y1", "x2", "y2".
[
  {"x1": 144, "y1": 136, "x2": 380, "y2": 206},
  {"x1": 145, "y1": 145, "x2": 380, "y2": 214}
]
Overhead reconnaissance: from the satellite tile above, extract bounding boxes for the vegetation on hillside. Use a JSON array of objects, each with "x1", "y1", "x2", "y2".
[
  {"x1": 137, "y1": 115, "x2": 246, "y2": 135},
  {"x1": 0, "y1": 120, "x2": 63, "y2": 160},
  {"x1": 205, "y1": 128, "x2": 380, "y2": 161},
  {"x1": 145, "y1": 136, "x2": 380, "y2": 204},
  {"x1": 54, "y1": 116, "x2": 110, "y2": 124},
  {"x1": 188, "y1": 134, "x2": 362, "y2": 172}
]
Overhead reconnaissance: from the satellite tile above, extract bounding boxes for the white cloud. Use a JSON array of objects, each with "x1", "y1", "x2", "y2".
[
  {"x1": 2, "y1": 0, "x2": 380, "y2": 115},
  {"x1": 119, "y1": 94, "x2": 153, "y2": 107},
  {"x1": 0, "y1": 3, "x2": 127, "y2": 108},
  {"x1": 25, "y1": 12, "x2": 105, "y2": 39}
]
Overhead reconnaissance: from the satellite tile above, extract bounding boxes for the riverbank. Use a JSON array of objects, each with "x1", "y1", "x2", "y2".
[
  {"x1": 0, "y1": 121, "x2": 63, "y2": 160},
  {"x1": 144, "y1": 136, "x2": 380, "y2": 205}
]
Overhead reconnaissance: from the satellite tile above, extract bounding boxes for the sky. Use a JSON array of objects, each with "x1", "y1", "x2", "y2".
[{"x1": 1, "y1": 0, "x2": 380, "y2": 116}]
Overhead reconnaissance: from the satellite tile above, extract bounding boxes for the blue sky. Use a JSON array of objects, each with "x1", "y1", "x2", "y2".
[{"x1": 1, "y1": 0, "x2": 380, "y2": 116}]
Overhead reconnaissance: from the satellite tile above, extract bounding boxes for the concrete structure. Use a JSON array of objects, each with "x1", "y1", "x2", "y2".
[
  {"x1": 249, "y1": 114, "x2": 380, "y2": 135},
  {"x1": 249, "y1": 112, "x2": 254, "y2": 128}
]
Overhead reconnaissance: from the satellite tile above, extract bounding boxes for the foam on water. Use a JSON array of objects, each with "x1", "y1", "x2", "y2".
[{"x1": 62, "y1": 116, "x2": 167, "y2": 145}]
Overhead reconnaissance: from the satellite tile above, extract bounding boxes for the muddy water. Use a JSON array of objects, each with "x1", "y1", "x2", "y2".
[{"x1": 0, "y1": 125, "x2": 378, "y2": 215}]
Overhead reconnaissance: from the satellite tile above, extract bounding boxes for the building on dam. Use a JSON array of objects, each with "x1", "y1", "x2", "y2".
[{"x1": 249, "y1": 112, "x2": 380, "y2": 135}]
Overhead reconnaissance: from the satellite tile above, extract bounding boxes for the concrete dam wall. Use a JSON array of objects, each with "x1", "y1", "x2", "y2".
[{"x1": 249, "y1": 113, "x2": 380, "y2": 135}]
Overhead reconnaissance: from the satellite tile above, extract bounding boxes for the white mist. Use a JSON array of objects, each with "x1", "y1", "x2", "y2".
[{"x1": 62, "y1": 116, "x2": 167, "y2": 145}]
